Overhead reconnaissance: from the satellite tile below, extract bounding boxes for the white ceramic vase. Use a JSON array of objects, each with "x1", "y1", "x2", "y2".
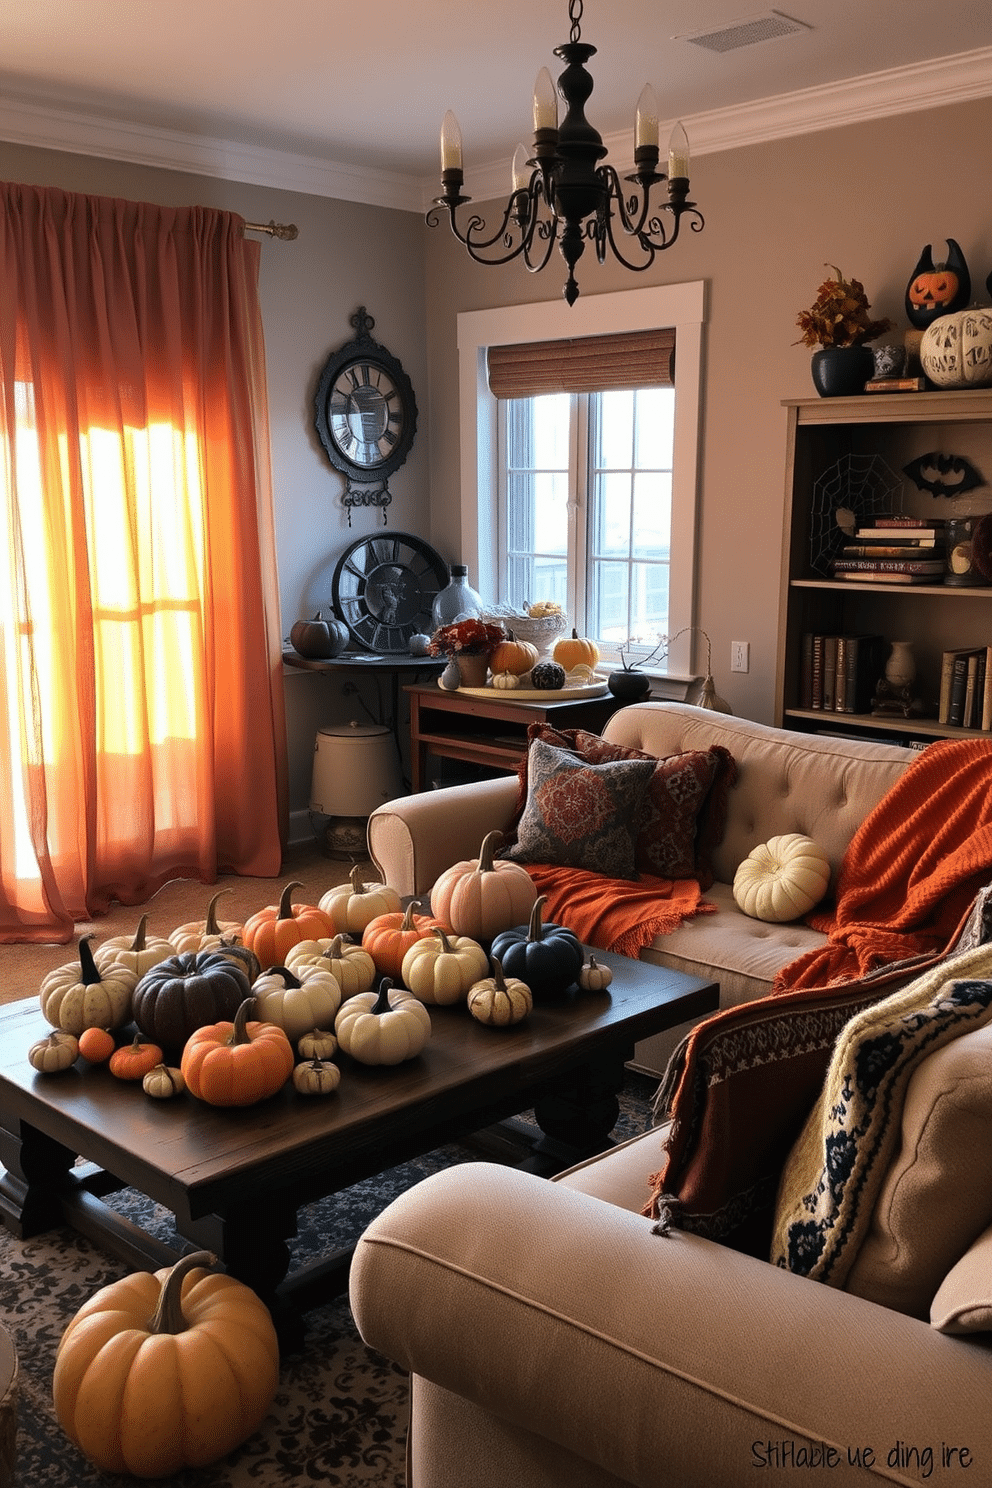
[{"x1": 885, "y1": 640, "x2": 916, "y2": 690}]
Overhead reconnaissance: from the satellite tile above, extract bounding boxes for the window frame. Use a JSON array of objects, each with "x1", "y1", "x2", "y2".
[{"x1": 457, "y1": 281, "x2": 706, "y2": 675}]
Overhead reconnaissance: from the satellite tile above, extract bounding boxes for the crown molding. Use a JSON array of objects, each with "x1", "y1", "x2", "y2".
[
  {"x1": 437, "y1": 45, "x2": 992, "y2": 211},
  {"x1": 1, "y1": 45, "x2": 990, "y2": 217}
]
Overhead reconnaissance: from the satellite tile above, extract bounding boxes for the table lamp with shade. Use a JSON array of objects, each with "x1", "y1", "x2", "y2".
[{"x1": 310, "y1": 722, "x2": 404, "y2": 858}]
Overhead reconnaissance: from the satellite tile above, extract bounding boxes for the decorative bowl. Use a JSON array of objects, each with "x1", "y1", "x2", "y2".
[{"x1": 486, "y1": 610, "x2": 568, "y2": 660}]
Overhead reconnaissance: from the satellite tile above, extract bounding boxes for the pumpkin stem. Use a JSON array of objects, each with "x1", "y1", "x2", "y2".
[
  {"x1": 327, "y1": 934, "x2": 348, "y2": 957},
  {"x1": 527, "y1": 896, "x2": 548, "y2": 943},
  {"x1": 203, "y1": 889, "x2": 233, "y2": 936},
  {"x1": 278, "y1": 881, "x2": 305, "y2": 919},
  {"x1": 431, "y1": 925, "x2": 454, "y2": 954},
  {"x1": 350, "y1": 864, "x2": 367, "y2": 894},
  {"x1": 77, "y1": 933, "x2": 102, "y2": 986},
  {"x1": 372, "y1": 979, "x2": 395, "y2": 1015},
  {"x1": 147, "y1": 1249, "x2": 217, "y2": 1336},
  {"x1": 401, "y1": 900, "x2": 421, "y2": 931},
  {"x1": 128, "y1": 913, "x2": 150, "y2": 952},
  {"x1": 229, "y1": 997, "x2": 257, "y2": 1046},
  {"x1": 477, "y1": 830, "x2": 505, "y2": 874},
  {"x1": 489, "y1": 954, "x2": 507, "y2": 991},
  {"x1": 267, "y1": 964, "x2": 302, "y2": 989}
]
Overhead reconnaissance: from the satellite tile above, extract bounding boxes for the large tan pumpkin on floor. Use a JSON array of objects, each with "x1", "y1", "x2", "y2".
[
  {"x1": 733, "y1": 833, "x2": 830, "y2": 923},
  {"x1": 52, "y1": 1250, "x2": 279, "y2": 1478}
]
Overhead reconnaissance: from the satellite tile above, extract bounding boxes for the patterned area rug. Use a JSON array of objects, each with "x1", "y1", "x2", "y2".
[{"x1": 1, "y1": 1073, "x2": 657, "y2": 1487}]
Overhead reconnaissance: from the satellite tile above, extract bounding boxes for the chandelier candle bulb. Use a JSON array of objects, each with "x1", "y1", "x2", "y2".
[
  {"x1": 668, "y1": 120, "x2": 690, "y2": 181},
  {"x1": 533, "y1": 67, "x2": 559, "y2": 132},
  {"x1": 635, "y1": 84, "x2": 659, "y2": 151},
  {"x1": 440, "y1": 111, "x2": 463, "y2": 173},
  {"x1": 512, "y1": 144, "x2": 531, "y2": 195}
]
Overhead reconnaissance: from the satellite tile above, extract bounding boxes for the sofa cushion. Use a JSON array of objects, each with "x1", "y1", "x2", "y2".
[
  {"x1": 843, "y1": 1021, "x2": 992, "y2": 1320},
  {"x1": 502, "y1": 738, "x2": 656, "y2": 879},
  {"x1": 770, "y1": 951, "x2": 992, "y2": 1305},
  {"x1": 931, "y1": 1223, "x2": 992, "y2": 1334},
  {"x1": 510, "y1": 723, "x2": 737, "y2": 887}
]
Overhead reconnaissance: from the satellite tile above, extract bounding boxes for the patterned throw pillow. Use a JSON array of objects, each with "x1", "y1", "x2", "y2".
[
  {"x1": 501, "y1": 738, "x2": 657, "y2": 880},
  {"x1": 510, "y1": 724, "x2": 737, "y2": 885}
]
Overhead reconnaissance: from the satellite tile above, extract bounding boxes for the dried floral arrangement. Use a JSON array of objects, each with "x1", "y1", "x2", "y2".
[
  {"x1": 795, "y1": 265, "x2": 894, "y2": 350},
  {"x1": 428, "y1": 618, "x2": 507, "y2": 656}
]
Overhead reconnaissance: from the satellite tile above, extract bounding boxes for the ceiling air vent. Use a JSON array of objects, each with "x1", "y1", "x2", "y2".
[{"x1": 677, "y1": 10, "x2": 813, "y2": 53}]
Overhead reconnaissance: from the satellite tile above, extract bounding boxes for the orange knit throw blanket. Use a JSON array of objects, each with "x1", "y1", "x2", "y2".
[
  {"x1": 774, "y1": 737, "x2": 992, "y2": 993},
  {"x1": 523, "y1": 864, "x2": 713, "y2": 958}
]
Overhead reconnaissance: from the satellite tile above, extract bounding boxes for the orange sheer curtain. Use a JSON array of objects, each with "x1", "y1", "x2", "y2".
[{"x1": 0, "y1": 183, "x2": 288, "y2": 943}]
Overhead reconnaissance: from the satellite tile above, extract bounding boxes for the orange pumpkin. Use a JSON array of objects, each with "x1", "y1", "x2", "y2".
[
  {"x1": 361, "y1": 900, "x2": 443, "y2": 980},
  {"x1": 489, "y1": 631, "x2": 539, "y2": 677},
  {"x1": 108, "y1": 1034, "x2": 164, "y2": 1082},
  {"x1": 553, "y1": 627, "x2": 600, "y2": 671},
  {"x1": 431, "y1": 830, "x2": 537, "y2": 941},
  {"x1": 242, "y1": 881, "x2": 336, "y2": 970},
  {"x1": 181, "y1": 997, "x2": 294, "y2": 1106}
]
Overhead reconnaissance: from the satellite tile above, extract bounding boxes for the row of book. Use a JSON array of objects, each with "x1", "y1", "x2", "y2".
[
  {"x1": 800, "y1": 633, "x2": 886, "y2": 714},
  {"x1": 830, "y1": 515, "x2": 947, "y2": 586},
  {"x1": 938, "y1": 646, "x2": 992, "y2": 730}
]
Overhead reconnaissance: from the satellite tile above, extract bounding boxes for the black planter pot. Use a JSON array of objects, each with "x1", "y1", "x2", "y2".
[
  {"x1": 607, "y1": 669, "x2": 651, "y2": 701},
  {"x1": 810, "y1": 346, "x2": 874, "y2": 397}
]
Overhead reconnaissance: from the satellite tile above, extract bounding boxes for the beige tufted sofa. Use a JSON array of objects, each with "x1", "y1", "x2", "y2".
[{"x1": 368, "y1": 702, "x2": 918, "y2": 1074}]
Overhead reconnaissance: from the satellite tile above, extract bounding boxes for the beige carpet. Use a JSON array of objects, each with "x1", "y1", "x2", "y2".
[{"x1": 1, "y1": 836, "x2": 372, "y2": 1007}]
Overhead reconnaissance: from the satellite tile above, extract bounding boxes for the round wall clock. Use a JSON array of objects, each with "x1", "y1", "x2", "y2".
[
  {"x1": 332, "y1": 532, "x2": 449, "y2": 652},
  {"x1": 314, "y1": 306, "x2": 418, "y2": 523}
]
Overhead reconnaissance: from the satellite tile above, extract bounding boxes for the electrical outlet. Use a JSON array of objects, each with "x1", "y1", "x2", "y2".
[{"x1": 731, "y1": 641, "x2": 750, "y2": 673}]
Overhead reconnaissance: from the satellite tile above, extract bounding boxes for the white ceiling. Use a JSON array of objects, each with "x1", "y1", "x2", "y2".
[{"x1": 1, "y1": 1, "x2": 991, "y2": 211}]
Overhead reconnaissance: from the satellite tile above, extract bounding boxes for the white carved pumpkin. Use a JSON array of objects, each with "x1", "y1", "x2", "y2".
[
  {"x1": 920, "y1": 308, "x2": 992, "y2": 388},
  {"x1": 733, "y1": 834, "x2": 830, "y2": 923}
]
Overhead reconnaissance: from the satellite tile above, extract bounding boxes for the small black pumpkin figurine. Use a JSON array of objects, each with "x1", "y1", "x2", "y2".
[{"x1": 905, "y1": 239, "x2": 971, "y2": 330}]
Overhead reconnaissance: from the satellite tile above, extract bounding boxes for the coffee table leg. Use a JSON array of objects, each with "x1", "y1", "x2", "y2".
[
  {"x1": 204, "y1": 1196, "x2": 307, "y2": 1350},
  {"x1": 528, "y1": 1054, "x2": 625, "y2": 1173},
  {"x1": 0, "y1": 1119, "x2": 76, "y2": 1239}
]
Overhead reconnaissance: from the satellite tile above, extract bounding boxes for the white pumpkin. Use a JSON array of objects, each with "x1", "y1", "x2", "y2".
[
  {"x1": 733, "y1": 833, "x2": 830, "y2": 924},
  {"x1": 334, "y1": 979, "x2": 431, "y2": 1065},
  {"x1": 93, "y1": 914, "x2": 174, "y2": 978},
  {"x1": 401, "y1": 926, "x2": 489, "y2": 1005},
  {"x1": 286, "y1": 933, "x2": 377, "y2": 997},
  {"x1": 920, "y1": 308, "x2": 992, "y2": 389},
  {"x1": 319, "y1": 865, "x2": 401, "y2": 935},
  {"x1": 250, "y1": 962, "x2": 343, "y2": 1042}
]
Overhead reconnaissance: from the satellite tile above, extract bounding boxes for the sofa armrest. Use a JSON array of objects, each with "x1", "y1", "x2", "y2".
[
  {"x1": 366, "y1": 777, "x2": 520, "y2": 897},
  {"x1": 350, "y1": 1163, "x2": 992, "y2": 1488}
]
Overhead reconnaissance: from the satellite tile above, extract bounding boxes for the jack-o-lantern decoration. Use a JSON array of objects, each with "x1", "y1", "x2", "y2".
[{"x1": 904, "y1": 239, "x2": 971, "y2": 330}]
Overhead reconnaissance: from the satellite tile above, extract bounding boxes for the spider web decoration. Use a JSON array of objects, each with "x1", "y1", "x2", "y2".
[{"x1": 809, "y1": 454, "x2": 905, "y2": 576}]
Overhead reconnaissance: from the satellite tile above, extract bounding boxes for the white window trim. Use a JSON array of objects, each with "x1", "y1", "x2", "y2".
[{"x1": 457, "y1": 281, "x2": 706, "y2": 675}]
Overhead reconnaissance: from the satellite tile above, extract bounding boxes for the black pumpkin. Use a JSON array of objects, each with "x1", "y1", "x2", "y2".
[
  {"x1": 490, "y1": 897, "x2": 584, "y2": 998},
  {"x1": 132, "y1": 951, "x2": 251, "y2": 1052},
  {"x1": 290, "y1": 610, "x2": 349, "y2": 659},
  {"x1": 530, "y1": 660, "x2": 566, "y2": 691}
]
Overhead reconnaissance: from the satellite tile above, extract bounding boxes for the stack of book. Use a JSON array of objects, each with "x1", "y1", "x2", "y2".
[
  {"x1": 800, "y1": 633, "x2": 886, "y2": 714},
  {"x1": 939, "y1": 645, "x2": 992, "y2": 730},
  {"x1": 830, "y1": 516, "x2": 947, "y2": 585}
]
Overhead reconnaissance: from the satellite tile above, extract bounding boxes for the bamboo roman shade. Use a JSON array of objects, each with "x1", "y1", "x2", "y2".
[{"x1": 487, "y1": 326, "x2": 676, "y2": 398}]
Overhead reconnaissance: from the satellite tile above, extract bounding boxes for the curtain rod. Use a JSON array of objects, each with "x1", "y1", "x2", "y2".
[{"x1": 244, "y1": 219, "x2": 299, "y2": 240}]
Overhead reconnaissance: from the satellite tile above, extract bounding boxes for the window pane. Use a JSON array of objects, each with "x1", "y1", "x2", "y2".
[
  {"x1": 634, "y1": 387, "x2": 675, "y2": 468},
  {"x1": 632, "y1": 471, "x2": 672, "y2": 555},
  {"x1": 592, "y1": 473, "x2": 632, "y2": 558},
  {"x1": 596, "y1": 389, "x2": 634, "y2": 468}
]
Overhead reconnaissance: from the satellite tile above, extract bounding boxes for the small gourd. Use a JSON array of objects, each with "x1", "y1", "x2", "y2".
[
  {"x1": 492, "y1": 670, "x2": 521, "y2": 690},
  {"x1": 467, "y1": 955, "x2": 533, "y2": 1027},
  {"x1": 28, "y1": 1029, "x2": 80, "y2": 1073},
  {"x1": 530, "y1": 660, "x2": 566, "y2": 691},
  {"x1": 401, "y1": 925, "x2": 489, "y2": 1005},
  {"x1": 297, "y1": 1028, "x2": 338, "y2": 1061},
  {"x1": 319, "y1": 864, "x2": 402, "y2": 935},
  {"x1": 40, "y1": 935, "x2": 137, "y2": 1035},
  {"x1": 292, "y1": 1057, "x2": 342, "y2": 1096},
  {"x1": 109, "y1": 1034, "x2": 165, "y2": 1082},
  {"x1": 142, "y1": 1063, "x2": 186, "y2": 1099},
  {"x1": 334, "y1": 978, "x2": 431, "y2": 1066},
  {"x1": 578, "y1": 953, "x2": 613, "y2": 992},
  {"x1": 77, "y1": 1026, "x2": 116, "y2": 1064}
]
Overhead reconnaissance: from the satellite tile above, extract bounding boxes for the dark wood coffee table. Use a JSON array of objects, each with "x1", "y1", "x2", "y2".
[{"x1": 0, "y1": 953, "x2": 716, "y2": 1346}]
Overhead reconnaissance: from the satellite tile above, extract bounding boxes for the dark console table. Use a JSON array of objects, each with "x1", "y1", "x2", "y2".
[{"x1": 405, "y1": 681, "x2": 625, "y2": 792}]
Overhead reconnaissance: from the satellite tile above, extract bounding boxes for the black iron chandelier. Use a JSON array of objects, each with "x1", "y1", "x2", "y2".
[{"x1": 427, "y1": 0, "x2": 704, "y2": 306}]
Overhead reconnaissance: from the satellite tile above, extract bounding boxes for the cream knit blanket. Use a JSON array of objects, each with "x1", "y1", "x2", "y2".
[{"x1": 770, "y1": 940, "x2": 992, "y2": 1286}]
